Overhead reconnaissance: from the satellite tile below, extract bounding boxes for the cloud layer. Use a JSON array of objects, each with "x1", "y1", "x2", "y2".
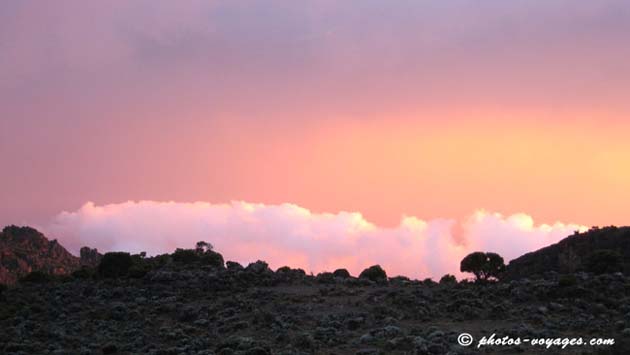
[{"x1": 46, "y1": 201, "x2": 586, "y2": 279}]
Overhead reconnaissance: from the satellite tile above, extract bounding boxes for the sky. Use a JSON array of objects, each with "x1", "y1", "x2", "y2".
[{"x1": 1, "y1": 1, "x2": 629, "y2": 278}]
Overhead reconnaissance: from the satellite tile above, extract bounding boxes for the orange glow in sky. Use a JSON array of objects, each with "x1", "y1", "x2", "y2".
[{"x1": 1, "y1": 0, "x2": 629, "y2": 234}]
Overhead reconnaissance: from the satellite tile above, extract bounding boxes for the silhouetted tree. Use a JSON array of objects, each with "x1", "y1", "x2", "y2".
[
  {"x1": 460, "y1": 251, "x2": 505, "y2": 282},
  {"x1": 195, "y1": 241, "x2": 213, "y2": 253}
]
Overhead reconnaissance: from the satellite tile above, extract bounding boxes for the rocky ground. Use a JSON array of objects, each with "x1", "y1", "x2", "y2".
[{"x1": 2, "y1": 262, "x2": 630, "y2": 355}]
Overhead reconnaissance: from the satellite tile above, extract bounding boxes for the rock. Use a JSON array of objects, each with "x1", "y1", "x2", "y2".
[
  {"x1": 0, "y1": 226, "x2": 82, "y2": 285},
  {"x1": 80, "y1": 246, "x2": 102, "y2": 267}
]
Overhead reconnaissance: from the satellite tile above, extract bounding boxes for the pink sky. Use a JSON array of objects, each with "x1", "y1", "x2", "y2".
[{"x1": 1, "y1": 1, "x2": 629, "y2": 276}]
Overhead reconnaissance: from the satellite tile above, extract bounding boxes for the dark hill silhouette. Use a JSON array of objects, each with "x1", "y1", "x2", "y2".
[
  {"x1": 2, "y1": 224, "x2": 630, "y2": 353},
  {"x1": 504, "y1": 226, "x2": 630, "y2": 280},
  {"x1": 0, "y1": 225, "x2": 100, "y2": 284}
]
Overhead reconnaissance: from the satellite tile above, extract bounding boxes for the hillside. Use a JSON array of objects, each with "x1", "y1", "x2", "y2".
[
  {"x1": 504, "y1": 226, "x2": 630, "y2": 280},
  {"x1": 1, "y1": 225, "x2": 630, "y2": 353},
  {"x1": 2, "y1": 254, "x2": 630, "y2": 354}
]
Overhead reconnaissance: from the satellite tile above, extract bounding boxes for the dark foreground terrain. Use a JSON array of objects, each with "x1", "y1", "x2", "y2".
[
  {"x1": 2, "y1": 263, "x2": 630, "y2": 355},
  {"x1": 2, "y1": 225, "x2": 630, "y2": 354}
]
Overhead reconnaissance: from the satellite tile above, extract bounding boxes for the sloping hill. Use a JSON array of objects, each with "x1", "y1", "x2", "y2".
[{"x1": 504, "y1": 226, "x2": 630, "y2": 279}]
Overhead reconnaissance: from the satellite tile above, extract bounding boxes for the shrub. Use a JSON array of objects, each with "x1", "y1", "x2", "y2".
[
  {"x1": 586, "y1": 250, "x2": 623, "y2": 275},
  {"x1": 246, "y1": 260, "x2": 270, "y2": 274},
  {"x1": 316, "y1": 272, "x2": 335, "y2": 284},
  {"x1": 0, "y1": 283, "x2": 7, "y2": 294},
  {"x1": 558, "y1": 274, "x2": 577, "y2": 288},
  {"x1": 460, "y1": 251, "x2": 505, "y2": 282},
  {"x1": 171, "y1": 242, "x2": 224, "y2": 268},
  {"x1": 200, "y1": 250, "x2": 224, "y2": 268},
  {"x1": 97, "y1": 252, "x2": 133, "y2": 278},
  {"x1": 72, "y1": 266, "x2": 94, "y2": 279},
  {"x1": 359, "y1": 265, "x2": 387, "y2": 282},
  {"x1": 20, "y1": 271, "x2": 53, "y2": 283},
  {"x1": 227, "y1": 261, "x2": 244, "y2": 271},
  {"x1": 127, "y1": 264, "x2": 151, "y2": 279},
  {"x1": 171, "y1": 248, "x2": 199, "y2": 264},
  {"x1": 276, "y1": 266, "x2": 292, "y2": 273},
  {"x1": 152, "y1": 253, "x2": 171, "y2": 267},
  {"x1": 423, "y1": 278, "x2": 437, "y2": 286},
  {"x1": 389, "y1": 276, "x2": 411, "y2": 285},
  {"x1": 439, "y1": 274, "x2": 457, "y2": 285},
  {"x1": 333, "y1": 268, "x2": 351, "y2": 278}
]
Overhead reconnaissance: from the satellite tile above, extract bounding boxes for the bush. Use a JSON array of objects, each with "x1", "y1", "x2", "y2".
[
  {"x1": 227, "y1": 261, "x2": 244, "y2": 271},
  {"x1": 333, "y1": 268, "x2": 351, "y2": 278},
  {"x1": 200, "y1": 250, "x2": 224, "y2": 268},
  {"x1": 316, "y1": 272, "x2": 335, "y2": 284},
  {"x1": 359, "y1": 265, "x2": 387, "y2": 282},
  {"x1": 97, "y1": 252, "x2": 134, "y2": 278},
  {"x1": 171, "y1": 242, "x2": 224, "y2": 268},
  {"x1": 72, "y1": 266, "x2": 94, "y2": 279},
  {"x1": 127, "y1": 264, "x2": 151, "y2": 278},
  {"x1": 20, "y1": 271, "x2": 53, "y2": 283},
  {"x1": 389, "y1": 276, "x2": 411, "y2": 285},
  {"x1": 439, "y1": 274, "x2": 457, "y2": 285},
  {"x1": 586, "y1": 250, "x2": 623, "y2": 275},
  {"x1": 558, "y1": 274, "x2": 577, "y2": 288},
  {"x1": 246, "y1": 260, "x2": 270, "y2": 273},
  {"x1": 460, "y1": 251, "x2": 505, "y2": 282},
  {"x1": 276, "y1": 266, "x2": 292, "y2": 273},
  {"x1": 152, "y1": 254, "x2": 171, "y2": 268},
  {"x1": 171, "y1": 248, "x2": 199, "y2": 264},
  {"x1": 0, "y1": 283, "x2": 7, "y2": 294}
]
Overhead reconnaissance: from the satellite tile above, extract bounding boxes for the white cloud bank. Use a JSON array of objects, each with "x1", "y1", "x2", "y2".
[{"x1": 45, "y1": 201, "x2": 587, "y2": 279}]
